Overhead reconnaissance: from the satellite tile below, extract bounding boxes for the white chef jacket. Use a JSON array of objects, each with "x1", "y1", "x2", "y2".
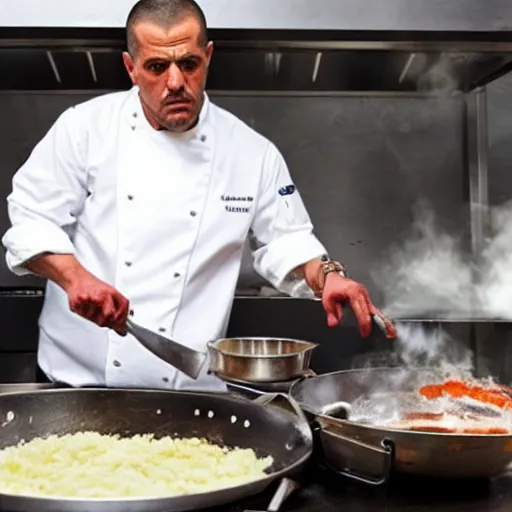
[{"x1": 2, "y1": 86, "x2": 326, "y2": 391}]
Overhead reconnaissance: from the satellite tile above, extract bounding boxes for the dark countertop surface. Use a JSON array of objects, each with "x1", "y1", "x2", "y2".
[
  {"x1": 3, "y1": 464, "x2": 510, "y2": 512},
  {"x1": 214, "y1": 463, "x2": 512, "y2": 512}
]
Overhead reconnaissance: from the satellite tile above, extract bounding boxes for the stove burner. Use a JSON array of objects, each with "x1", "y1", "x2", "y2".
[{"x1": 221, "y1": 370, "x2": 316, "y2": 394}]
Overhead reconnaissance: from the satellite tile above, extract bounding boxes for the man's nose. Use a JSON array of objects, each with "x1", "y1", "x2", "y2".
[{"x1": 166, "y1": 63, "x2": 185, "y2": 93}]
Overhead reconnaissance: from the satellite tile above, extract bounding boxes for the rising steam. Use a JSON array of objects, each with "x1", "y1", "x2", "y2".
[
  {"x1": 352, "y1": 322, "x2": 474, "y2": 376},
  {"x1": 477, "y1": 199, "x2": 512, "y2": 319},
  {"x1": 373, "y1": 200, "x2": 473, "y2": 318},
  {"x1": 371, "y1": 199, "x2": 512, "y2": 373},
  {"x1": 374, "y1": 199, "x2": 512, "y2": 320},
  {"x1": 393, "y1": 322, "x2": 473, "y2": 375}
]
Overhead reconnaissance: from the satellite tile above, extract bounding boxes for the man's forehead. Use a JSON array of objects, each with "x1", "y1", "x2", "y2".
[{"x1": 133, "y1": 18, "x2": 203, "y2": 53}]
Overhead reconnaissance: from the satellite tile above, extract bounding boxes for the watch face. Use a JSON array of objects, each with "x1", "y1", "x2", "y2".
[{"x1": 322, "y1": 262, "x2": 335, "y2": 274}]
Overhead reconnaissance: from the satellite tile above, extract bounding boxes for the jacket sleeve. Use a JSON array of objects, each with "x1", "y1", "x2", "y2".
[
  {"x1": 2, "y1": 106, "x2": 88, "y2": 276},
  {"x1": 250, "y1": 142, "x2": 326, "y2": 298}
]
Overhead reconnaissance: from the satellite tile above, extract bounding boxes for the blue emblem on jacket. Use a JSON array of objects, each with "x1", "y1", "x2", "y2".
[{"x1": 278, "y1": 185, "x2": 296, "y2": 196}]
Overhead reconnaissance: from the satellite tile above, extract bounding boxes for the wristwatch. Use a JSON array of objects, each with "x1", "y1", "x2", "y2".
[
  {"x1": 321, "y1": 254, "x2": 348, "y2": 279},
  {"x1": 312, "y1": 255, "x2": 348, "y2": 297}
]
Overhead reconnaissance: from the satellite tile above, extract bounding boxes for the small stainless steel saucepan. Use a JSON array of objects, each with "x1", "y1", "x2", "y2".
[{"x1": 208, "y1": 337, "x2": 318, "y2": 383}]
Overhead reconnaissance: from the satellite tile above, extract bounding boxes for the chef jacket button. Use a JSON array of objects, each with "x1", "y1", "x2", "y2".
[
  {"x1": 200, "y1": 134, "x2": 207, "y2": 142},
  {"x1": 125, "y1": 261, "x2": 132, "y2": 267},
  {"x1": 127, "y1": 194, "x2": 134, "y2": 200},
  {"x1": 129, "y1": 309, "x2": 134, "y2": 316},
  {"x1": 162, "y1": 377, "x2": 169, "y2": 383},
  {"x1": 133, "y1": 112, "x2": 138, "y2": 118},
  {"x1": 113, "y1": 360, "x2": 121, "y2": 367},
  {"x1": 190, "y1": 210, "x2": 197, "y2": 217},
  {"x1": 158, "y1": 327, "x2": 166, "y2": 333},
  {"x1": 174, "y1": 272, "x2": 181, "y2": 278},
  {"x1": 131, "y1": 125, "x2": 136, "y2": 131}
]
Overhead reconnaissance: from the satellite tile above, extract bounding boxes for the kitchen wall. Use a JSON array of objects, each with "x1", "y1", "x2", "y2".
[
  {"x1": 0, "y1": 88, "x2": 470, "y2": 381},
  {"x1": 0, "y1": 90, "x2": 469, "y2": 301}
]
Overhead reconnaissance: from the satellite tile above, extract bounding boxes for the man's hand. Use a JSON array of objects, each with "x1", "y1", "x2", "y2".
[
  {"x1": 25, "y1": 253, "x2": 130, "y2": 335},
  {"x1": 295, "y1": 257, "x2": 396, "y2": 338},
  {"x1": 322, "y1": 272, "x2": 396, "y2": 338},
  {"x1": 65, "y1": 273, "x2": 130, "y2": 335}
]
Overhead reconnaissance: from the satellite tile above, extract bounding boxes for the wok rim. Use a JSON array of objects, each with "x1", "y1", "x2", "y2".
[
  {"x1": 0, "y1": 387, "x2": 313, "y2": 504},
  {"x1": 290, "y1": 367, "x2": 512, "y2": 439}
]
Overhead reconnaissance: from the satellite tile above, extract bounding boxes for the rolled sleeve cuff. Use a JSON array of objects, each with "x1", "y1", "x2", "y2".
[
  {"x1": 253, "y1": 231, "x2": 326, "y2": 298},
  {"x1": 3, "y1": 223, "x2": 75, "y2": 277}
]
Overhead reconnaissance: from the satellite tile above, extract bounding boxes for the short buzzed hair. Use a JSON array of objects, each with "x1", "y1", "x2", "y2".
[{"x1": 126, "y1": 0, "x2": 208, "y2": 56}]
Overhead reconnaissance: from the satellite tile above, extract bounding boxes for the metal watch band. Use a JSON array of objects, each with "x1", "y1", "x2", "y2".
[{"x1": 321, "y1": 254, "x2": 348, "y2": 278}]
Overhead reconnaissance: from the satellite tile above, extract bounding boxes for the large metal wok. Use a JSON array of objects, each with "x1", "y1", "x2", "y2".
[
  {"x1": 290, "y1": 367, "x2": 512, "y2": 484},
  {"x1": 0, "y1": 388, "x2": 312, "y2": 512}
]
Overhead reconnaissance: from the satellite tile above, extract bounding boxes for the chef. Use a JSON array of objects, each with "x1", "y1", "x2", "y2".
[{"x1": 2, "y1": 0, "x2": 395, "y2": 391}]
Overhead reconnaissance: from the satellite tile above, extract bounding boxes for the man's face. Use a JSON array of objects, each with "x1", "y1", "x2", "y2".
[{"x1": 123, "y1": 17, "x2": 213, "y2": 132}]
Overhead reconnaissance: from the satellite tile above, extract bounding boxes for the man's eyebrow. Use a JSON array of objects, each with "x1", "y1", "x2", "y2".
[
  {"x1": 176, "y1": 53, "x2": 202, "y2": 60},
  {"x1": 143, "y1": 53, "x2": 201, "y2": 64}
]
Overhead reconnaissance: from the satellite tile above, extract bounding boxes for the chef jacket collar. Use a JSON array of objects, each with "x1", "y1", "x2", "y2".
[{"x1": 126, "y1": 86, "x2": 211, "y2": 140}]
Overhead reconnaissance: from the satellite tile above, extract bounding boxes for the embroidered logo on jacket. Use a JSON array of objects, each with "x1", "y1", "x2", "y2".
[{"x1": 278, "y1": 185, "x2": 296, "y2": 196}]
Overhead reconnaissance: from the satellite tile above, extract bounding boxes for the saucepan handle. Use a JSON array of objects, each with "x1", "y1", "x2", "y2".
[
  {"x1": 254, "y1": 392, "x2": 312, "y2": 434},
  {"x1": 317, "y1": 427, "x2": 393, "y2": 486},
  {"x1": 293, "y1": 369, "x2": 317, "y2": 384}
]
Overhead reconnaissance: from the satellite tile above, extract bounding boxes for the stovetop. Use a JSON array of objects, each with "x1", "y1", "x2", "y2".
[{"x1": 215, "y1": 463, "x2": 512, "y2": 512}]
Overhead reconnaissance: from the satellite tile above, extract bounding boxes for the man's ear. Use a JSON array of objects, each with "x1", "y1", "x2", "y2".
[
  {"x1": 205, "y1": 41, "x2": 214, "y2": 67},
  {"x1": 122, "y1": 52, "x2": 137, "y2": 85}
]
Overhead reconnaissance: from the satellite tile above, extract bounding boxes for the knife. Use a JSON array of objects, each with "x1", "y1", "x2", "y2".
[{"x1": 126, "y1": 319, "x2": 208, "y2": 380}]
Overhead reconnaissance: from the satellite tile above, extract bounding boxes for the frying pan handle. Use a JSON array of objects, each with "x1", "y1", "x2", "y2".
[
  {"x1": 254, "y1": 393, "x2": 311, "y2": 432},
  {"x1": 318, "y1": 428, "x2": 393, "y2": 486},
  {"x1": 266, "y1": 477, "x2": 300, "y2": 512}
]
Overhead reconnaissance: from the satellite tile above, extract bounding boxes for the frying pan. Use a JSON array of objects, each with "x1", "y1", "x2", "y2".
[
  {"x1": 0, "y1": 388, "x2": 312, "y2": 512},
  {"x1": 290, "y1": 367, "x2": 512, "y2": 484}
]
